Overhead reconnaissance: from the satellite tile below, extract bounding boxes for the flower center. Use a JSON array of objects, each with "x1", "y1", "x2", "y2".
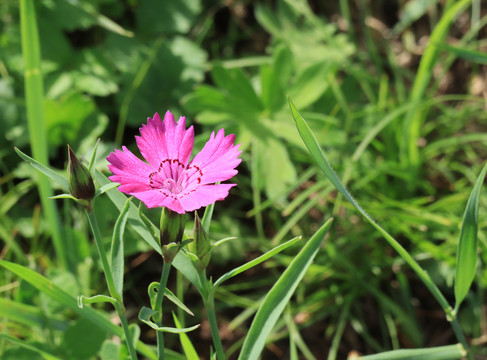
[{"x1": 148, "y1": 158, "x2": 204, "y2": 195}]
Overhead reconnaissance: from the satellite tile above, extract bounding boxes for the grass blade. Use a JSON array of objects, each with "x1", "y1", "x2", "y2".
[
  {"x1": 238, "y1": 218, "x2": 333, "y2": 360},
  {"x1": 173, "y1": 313, "x2": 199, "y2": 360},
  {"x1": 0, "y1": 334, "x2": 62, "y2": 360},
  {"x1": 454, "y1": 161, "x2": 487, "y2": 310},
  {"x1": 359, "y1": 343, "x2": 466, "y2": 360},
  {"x1": 20, "y1": 0, "x2": 67, "y2": 268},
  {"x1": 214, "y1": 236, "x2": 303, "y2": 287},
  {"x1": 401, "y1": 0, "x2": 471, "y2": 166}
]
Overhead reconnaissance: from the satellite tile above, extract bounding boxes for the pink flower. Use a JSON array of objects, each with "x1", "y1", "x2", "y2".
[{"x1": 107, "y1": 111, "x2": 241, "y2": 214}]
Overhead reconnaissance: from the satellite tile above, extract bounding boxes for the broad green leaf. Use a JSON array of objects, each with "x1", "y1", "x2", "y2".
[
  {"x1": 61, "y1": 318, "x2": 108, "y2": 360},
  {"x1": 214, "y1": 236, "x2": 302, "y2": 287},
  {"x1": 136, "y1": 0, "x2": 201, "y2": 35},
  {"x1": 0, "y1": 260, "x2": 156, "y2": 360},
  {"x1": 454, "y1": 161, "x2": 487, "y2": 310},
  {"x1": 211, "y1": 65, "x2": 264, "y2": 112},
  {"x1": 288, "y1": 62, "x2": 331, "y2": 109},
  {"x1": 14, "y1": 147, "x2": 69, "y2": 191},
  {"x1": 173, "y1": 313, "x2": 199, "y2": 360},
  {"x1": 257, "y1": 138, "x2": 297, "y2": 200},
  {"x1": 138, "y1": 307, "x2": 200, "y2": 333},
  {"x1": 359, "y1": 344, "x2": 465, "y2": 360},
  {"x1": 260, "y1": 45, "x2": 293, "y2": 113},
  {"x1": 238, "y1": 218, "x2": 332, "y2": 360},
  {"x1": 111, "y1": 197, "x2": 132, "y2": 298},
  {"x1": 0, "y1": 334, "x2": 61, "y2": 360}
]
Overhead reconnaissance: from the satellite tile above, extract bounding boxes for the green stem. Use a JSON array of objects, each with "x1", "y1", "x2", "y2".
[
  {"x1": 154, "y1": 261, "x2": 172, "y2": 360},
  {"x1": 85, "y1": 209, "x2": 138, "y2": 359},
  {"x1": 86, "y1": 209, "x2": 119, "y2": 301},
  {"x1": 116, "y1": 302, "x2": 138, "y2": 360},
  {"x1": 205, "y1": 292, "x2": 225, "y2": 360}
]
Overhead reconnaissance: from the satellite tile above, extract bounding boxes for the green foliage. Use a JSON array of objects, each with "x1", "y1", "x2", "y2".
[{"x1": 3, "y1": 0, "x2": 487, "y2": 358}]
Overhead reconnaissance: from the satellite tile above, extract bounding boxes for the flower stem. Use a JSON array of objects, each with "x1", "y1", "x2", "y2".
[
  {"x1": 204, "y1": 292, "x2": 225, "y2": 360},
  {"x1": 154, "y1": 260, "x2": 172, "y2": 360},
  {"x1": 86, "y1": 209, "x2": 138, "y2": 360},
  {"x1": 116, "y1": 302, "x2": 138, "y2": 360}
]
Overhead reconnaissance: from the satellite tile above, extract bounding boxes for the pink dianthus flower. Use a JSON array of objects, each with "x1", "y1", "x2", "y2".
[{"x1": 107, "y1": 111, "x2": 241, "y2": 214}]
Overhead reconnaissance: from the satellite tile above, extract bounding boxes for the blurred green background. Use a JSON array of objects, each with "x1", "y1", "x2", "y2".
[{"x1": 1, "y1": 0, "x2": 487, "y2": 359}]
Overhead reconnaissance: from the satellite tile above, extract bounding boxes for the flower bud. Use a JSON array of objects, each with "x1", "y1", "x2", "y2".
[
  {"x1": 67, "y1": 145, "x2": 95, "y2": 209},
  {"x1": 190, "y1": 212, "x2": 211, "y2": 271},
  {"x1": 160, "y1": 207, "x2": 186, "y2": 262}
]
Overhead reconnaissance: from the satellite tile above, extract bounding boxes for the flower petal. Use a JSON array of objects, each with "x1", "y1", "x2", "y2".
[
  {"x1": 186, "y1": 129, "x2": 242, "y2": 186},
  {"x1": 136, "y1": 111, "x2": 194, "y2": 169},
  {"x1": 107, "y1": 146, "x2": 153, "y2": 193},
  {"x1": 131, "y1": 189, "x2": 186, "y2": 214},
  {"x1": 178, "y1": 183, "x2": 236, "y2": 212}
]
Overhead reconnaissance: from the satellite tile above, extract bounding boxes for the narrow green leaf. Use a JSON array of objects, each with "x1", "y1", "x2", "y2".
[
  {"x1": 20, "y1": 0, "x2": 67, "y2": 269},
  {"x1": 201, "y1": 202, "x2": 215, "y2": 234},
  {"x1": 78, "y1": 295, "x2": 117, "y2": 309},
  {"x1": 49, "y1": 194, "x2": 77, "y2": 201},
  {"x1": 0, "y1": 260, "x2": 156, "y2": 360},
  {"x1": 94, "y1": 183, "x2": 119, "y2": 198},
  {"x1": 238, "y1": 218, "x2": 333, "y2": 360},
  {"x1": 148, "y1": 282, "x2": 194, "y2": 316},
  {"x1": 14, "y1": 147, "x2": 69, "y2": 191},
  {"x1": 138, "y1": 307, "x2": 200, "y2": 333},
  {"x1": 454, "y1": 161, "x2": 487, "y2": 310},
  {"x1": 359, "y1": 344, "x2": 465, "y2": 360},
  {"x1": 441, "y1": 43, "x2": 487, "y2": 64},
  {"x1": 0, "y1": 334, "x2": 62, "y2": 360},
  {"x1": 173, "y1": 313, "x2": 199, "y2": 360},
  {"x1": 214, "y1": 236, "x2": 302, "y2": 287},
  {"x1": 88, "y1": 139, "x2": 100, "y2": 171},
  {"x1": 111, "y1": 197, "x2": 132, "y2": 298}
]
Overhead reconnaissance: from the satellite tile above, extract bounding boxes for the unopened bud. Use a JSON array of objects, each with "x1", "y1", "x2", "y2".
[
  {"x1": 190, "y1": 212, "x2": 211, "y2": 271},
  {"x1": 67, "y1": 145, "x2": 95, "y2": 209}
]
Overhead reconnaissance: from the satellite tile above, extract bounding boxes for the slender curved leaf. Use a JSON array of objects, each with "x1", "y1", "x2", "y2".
[
  {"x1": 454, "y1": 161, "x2": 487, "y2": 310},
  {"x1": 138, "y1": 307, "x2": 199, "y2": 333},
  {"x1": 111, "y1": 197, "x2": 132, "y2": 298},
  {"x1": 238, "y1": 218, "x2": 332, "y2": 360},
  {"x1": 359, "y1": 343, "x2": 465, "y2": 360},
  {"x1": 214, "y1": 236, "x2": 302, "y2": 287}
]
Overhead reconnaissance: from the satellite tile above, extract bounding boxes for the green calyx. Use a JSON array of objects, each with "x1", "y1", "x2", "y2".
[{"x1": 160, "y1": 208, "x2": 186, "y2": 263}]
